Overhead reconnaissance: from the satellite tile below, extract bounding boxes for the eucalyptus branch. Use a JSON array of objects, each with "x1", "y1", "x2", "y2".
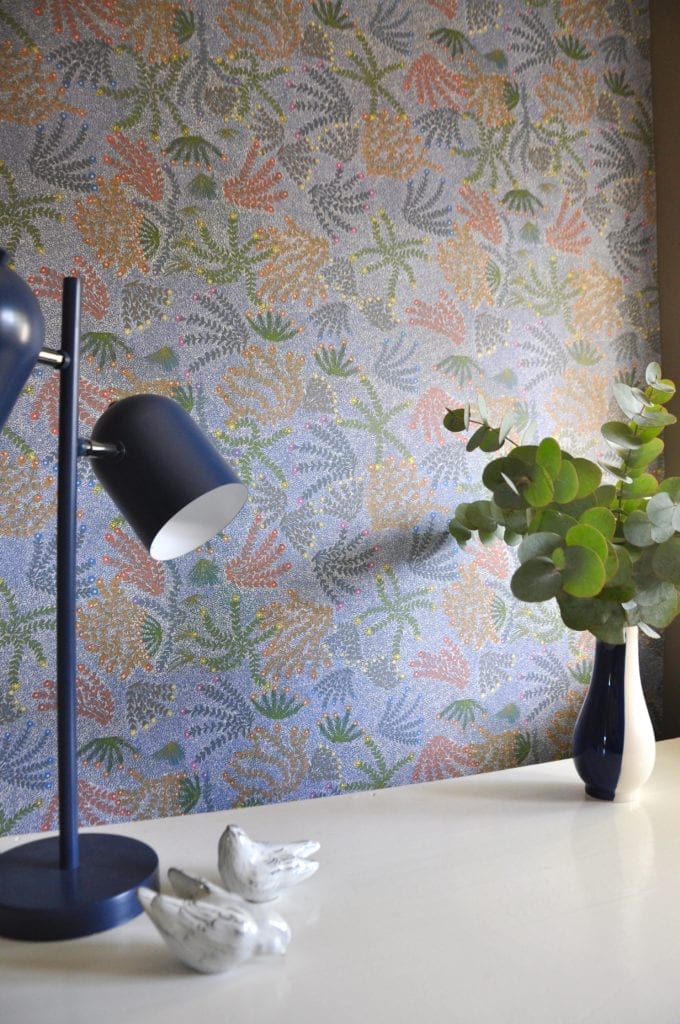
[{"x1": 442, "y1": 363, "x2": 680, "y2": 644}]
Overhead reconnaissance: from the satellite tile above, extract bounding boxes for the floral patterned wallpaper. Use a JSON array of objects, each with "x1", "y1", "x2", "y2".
[{"x1": 0, "y1": 0, "x2": 660, "y2": 835}]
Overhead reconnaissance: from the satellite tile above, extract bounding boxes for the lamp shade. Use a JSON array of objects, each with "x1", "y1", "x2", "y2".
[
  {"x1": 0, "y1": 250, "x2": 45, "y2": 430},
  {"x1": 91, "y1": 394, "x2": 247, "y2": 560}
]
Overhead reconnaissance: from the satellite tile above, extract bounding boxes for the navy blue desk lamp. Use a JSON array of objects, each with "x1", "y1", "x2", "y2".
[{"x1": 0, "y1": 251, "x2": 247, "y2": 941}]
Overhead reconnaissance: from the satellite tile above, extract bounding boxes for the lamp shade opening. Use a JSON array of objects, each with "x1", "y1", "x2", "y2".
[
  {"x1": 0, "y1": 251, "x2": 45, "y2": 430},
  {"x1": 90, "y1": 394, "x2": 247, "y2": 560}
]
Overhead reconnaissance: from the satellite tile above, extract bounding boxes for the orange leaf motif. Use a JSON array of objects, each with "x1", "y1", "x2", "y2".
[
  {"x1": 33, "y1": 0, "x2": 124, "y2": 42},
  {"x1": 360, "y1": 112, "x2": 443, "y2": 179},
  {"x1": 412, "y1": 735, "x2": 477, "y2": 782},
  {"x1": 406, "y1": 291, "x2": 466, "y2": 344},
  {"x1": 545, "y1": 195, "x2": 591, "y2": 255},
  {"x1": 223, "y1": 140, "x2": 288, "y2": 212},
  {"x1": 104, "y1": 133, "x2": 164, "y2": 201},
  {"x1": 74, "y1": 178, "x2": 148, "y2": 276},
  {"x1": 225, "y1": 514, "x2": 292, "y2": 589},
  {"x1": 218, "y1": 0, "x2": 303, "y2": 59},
  {"x1": 409, "y1": 638, "x2": 470, "y2": 689},
  {"x1": 257, "y1": 217, "x2": 330, "y2": 306},
  {"x1": 403, "y1": 54, "x2": 468, "y2": 109},
  {"x1": 103, "y1": 527, "x2": 166, "y2": 596},
  {"x1": 259, "y1": 589, "x2": 333, "y2": 680},
  {"x1": 32, "y1": 666, "x2": 115, "y2": 727},
  {"x1": 409, "y1": 387, "x2": 455, "y2": 445},
  {"x1": 456, "y1": 184, "x2": 502, "y2": 245},
  {"x1": 223, "y1": 724, "x2": 310, "y2": 803}
]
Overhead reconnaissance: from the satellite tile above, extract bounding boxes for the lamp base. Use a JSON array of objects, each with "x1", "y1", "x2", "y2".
[{"x1": 0, "y1": 832, "x2": 159, "y2": 941}]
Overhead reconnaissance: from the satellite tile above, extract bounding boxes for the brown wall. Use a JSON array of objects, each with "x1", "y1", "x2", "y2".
[{"x1": 650, "y1": 1, "x2": 680, "y2": 737}]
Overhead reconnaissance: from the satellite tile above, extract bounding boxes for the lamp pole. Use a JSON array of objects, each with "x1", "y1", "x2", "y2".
[{"x1": 55, "y1": 276, "x2": 80, "y2": 871}]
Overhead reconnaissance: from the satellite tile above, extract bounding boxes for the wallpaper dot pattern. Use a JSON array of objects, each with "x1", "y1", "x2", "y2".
[{"x1": 0, "y1": 0, "x2": 661, "y2": 833}]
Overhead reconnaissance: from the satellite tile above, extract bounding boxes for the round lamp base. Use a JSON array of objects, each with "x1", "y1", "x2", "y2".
[{"x1": 0, "y1": 832, "x2": 159, "y2": 941}]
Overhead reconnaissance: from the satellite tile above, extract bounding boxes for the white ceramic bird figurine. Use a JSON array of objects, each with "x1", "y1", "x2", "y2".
[
  {"x1": 137, "y1": 884, "x2": 287, "y2": 974},
  {"x1": 217, "y1": 824, "x2": 320, "y2": 902},
  {"x1": 167, "y1": 867, "x2": 291, "y2": 955}
]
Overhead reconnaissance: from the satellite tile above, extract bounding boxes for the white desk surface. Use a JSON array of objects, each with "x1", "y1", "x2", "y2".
[{"x1": 2, "y1": 740, "x2": 680, "y2": 1024}]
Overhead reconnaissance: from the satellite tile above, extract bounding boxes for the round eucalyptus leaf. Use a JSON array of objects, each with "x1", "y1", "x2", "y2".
[
  {"x1": 659, "y1": 476, "x2": 680, "y2": 501},
  {"x1": 565, "y1": 523, "x2": 608, "y2": 563},
  {"x1": 622, "y1": 510, "x2": 654, "y2": 547},
  {"x1": 645, "y1": 361, "x2": 662, "y2": 385},
  {"x1": 529, "y1": 509, "x2": 578, "y2": 538},
  {"x1": 652, "y1": 536, "x2": 680, "y2": 583},
  {"x1": 509, "y1": 445, "x2": 538, "y2": 466},
  {"x1": 612, "y1": 382, "x2": 647, "y2": 418},
  {"x1": 553, "y1": 459, "x2": 579, "y2": 504},
  {"x1": 634, "y1": 581, "x2": 680, "y2": 628},
  {"x1": 466, "y1": 423, "x2": 491, "y2": 452},
  {"x1": 498, "y1": 409, "x2": 516, "y2": 444},
  {"x1": 492, "y1": 482, "x2": 525, "y2": 511},
  {"x1": 626, "y1": 437, "x2": 664, "y2": 469},
  {"x1": 479, "y1": 427, "x2": 504, "y2": 452},
  {"x1": 633, "y1": 407, "x2": 676, "y2": 429},
  {"x1": 443, "y1": 408, "x2": 467, "y2": 433},
  {"x1": 510, "y1": 557, "x2": 562, "y2": 602},
  {"x1": 536, "y1": 437, "x2": 561, "y2": 478},
  {"x1": 648, "y1": 382, "x2": 676, "y2": 405},
  {"x1": 557, "y1": 594, "x2": 626, "y2": 643},
  {"x1": 465, "y1": 499, "x2": 500, "y2": 532},
  {"x1": 601, "y1": 421, "x2": 644, "y2": 450},
  {"x1": 523, "y1": 463, "x2": 554, "y2": 508},
  {"x1": 579, "y1": 506, "x2": 616, "y2": 539},
  {"x1": 593, "y1": 484, "x2": 617, "y2": 507},
  {"x1": 482, "y1": 455, "x2": 514, "y2": 490},
  {"x1": 647, "y1": 491, "x2": 675, "y2": 527},
  {"x1": 599, "y1": 462, "x2": 633, "y2": 483},
  {"x1": 448, "y1": 519, "x2": 472, "y2": 544},
  {"x1": 620, "y1": 473, "x2": 659, "y2": 499},
  {"x1": 517, "y1": 531, "x2": 562, "y2": 564},
  {"x1": 572, "y1": 457, "x2": 601, "y2": 498},
  {"x1": 561, "y1": 545, "x2": 606, "y2": 598}
]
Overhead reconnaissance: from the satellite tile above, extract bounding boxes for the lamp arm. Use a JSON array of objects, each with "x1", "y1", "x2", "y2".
[
  {"x1": 38, "y1": 347, "x2": 68, "y2": 369},
  {"x1": 78, "y1": 438, "x2": 124, "y2": 460}
]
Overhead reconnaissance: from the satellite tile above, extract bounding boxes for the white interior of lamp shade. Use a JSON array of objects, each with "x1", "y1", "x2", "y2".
[{"x1": 149, "y1": 482, "x2": 248, "y2": 561}]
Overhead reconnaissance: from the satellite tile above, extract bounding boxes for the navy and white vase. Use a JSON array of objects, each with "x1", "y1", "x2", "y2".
[{"x1": 573, "y1": 626, "x2": 656, "y2": 802}]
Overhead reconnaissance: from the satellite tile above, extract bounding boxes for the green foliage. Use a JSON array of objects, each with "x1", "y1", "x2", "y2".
[
  {"x1": 164, "y1": 134, "x2": 222, "y2": 167},
  {"x1": 311, "y1": 0, "x2": 353, "y2": 29},
  {"x1": 81, "y1": 331, "x2": 132, "y2": 369},
  {"x1": 341, "y1": 734, "x2": 415, "y2": 791},
  {"x1": 247, "y1": 310, "x2": 299, "y2": 343},
  {"x1": 0, "y1": 798, "x2": 42, "y2": 837},
  {"x1": 179, "y1": 774, "x2": 201, "y2": 813},
  {"x1": 502, "y1": 188, "x2": 543, "y2": 215},
  {"x1": 313, "y1": 341, "x2": 359, "y2": 377},
  {"x1": 429, "y1": 27, "x2": 472, "y2": 58},
  {"x1": 604, "y1": 70, "x2": 634, "y2": 97},
  {"x1": 443, "y1": 363, "x2": 680, "y2": 643},
  {"x1": 251, "y1": 686, "x2": 306, "y2": 720},
  {"x1": 439, "y1": 698, "x2": 485, "y2": 727},
  {"x1": 78, "y1": 736, "x2": 139, "y2": 773},
  {"x1": 556, "y1": 34, "x2": 591, "y2": 60},
  {"x1": 318, "y1": 707, "x2": 363, "y2": 743}
]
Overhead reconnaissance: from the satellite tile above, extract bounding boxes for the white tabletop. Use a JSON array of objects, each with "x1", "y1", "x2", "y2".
[{"x1": 2, "y1": 740, "x2": 680, "y2": 1024}]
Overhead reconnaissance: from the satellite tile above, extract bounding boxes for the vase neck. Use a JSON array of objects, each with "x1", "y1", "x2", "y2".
[{"x1": 623, "y1": 625, "x2": 639, "y2": 652}]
